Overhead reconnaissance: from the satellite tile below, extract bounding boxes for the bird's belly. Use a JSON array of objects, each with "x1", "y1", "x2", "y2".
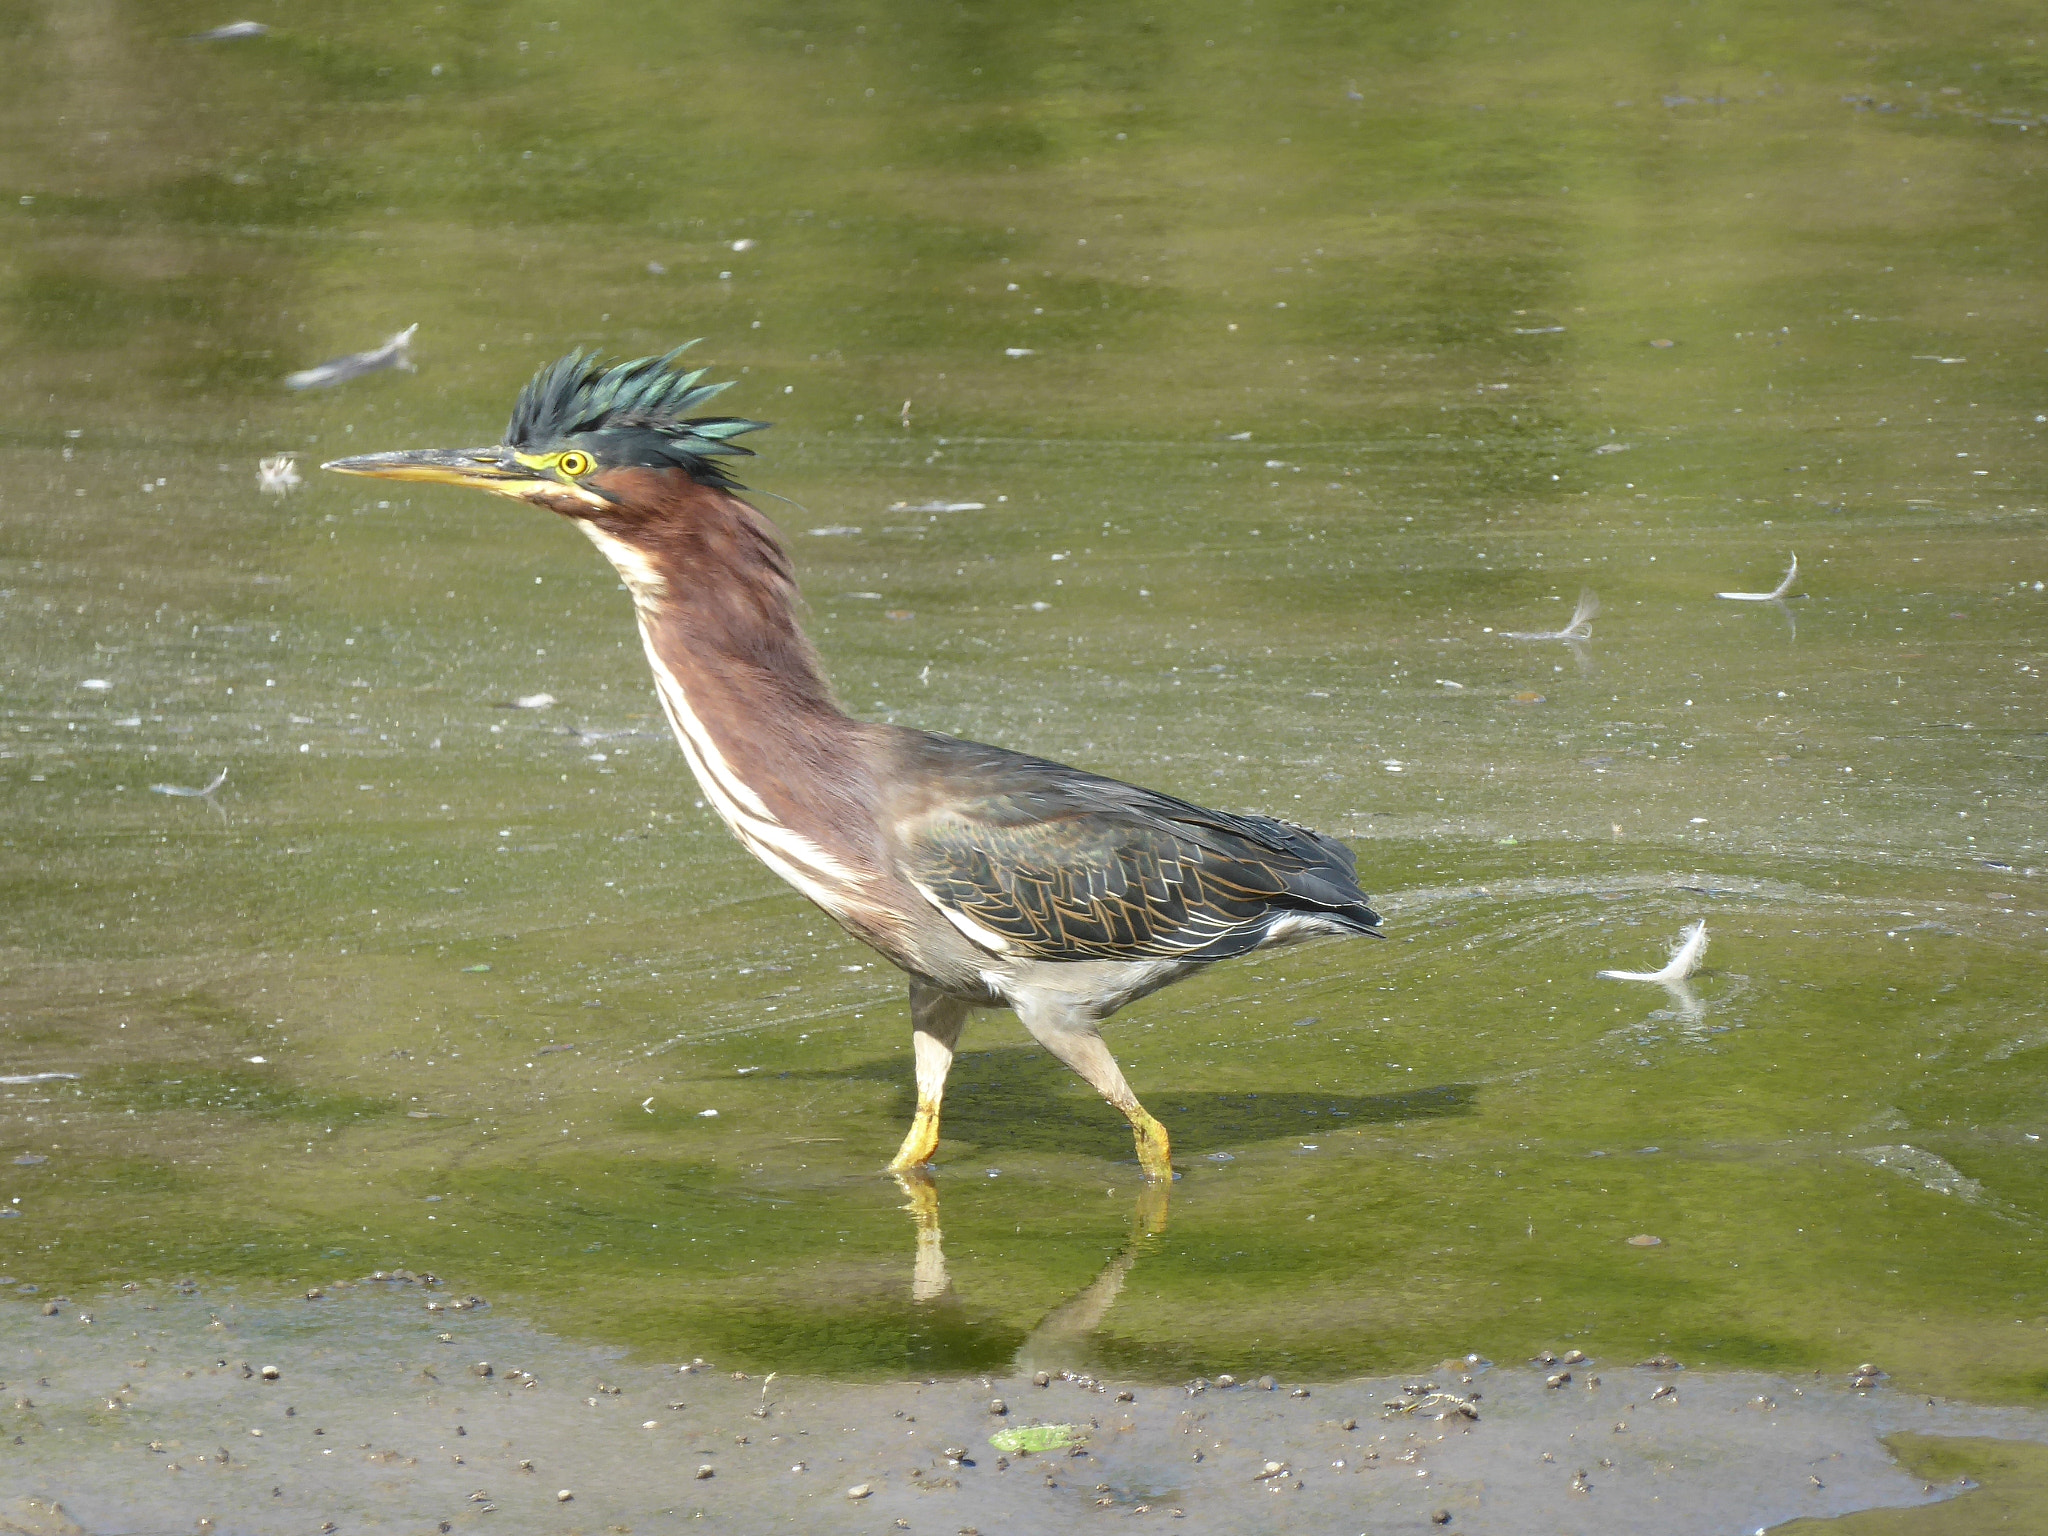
[{"x1": 980, "y1": 955, "x2": 1202, "y2": 1019}]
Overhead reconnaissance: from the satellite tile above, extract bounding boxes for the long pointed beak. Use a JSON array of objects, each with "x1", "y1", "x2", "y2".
[{"x1": 321, "y1": 445, "x2": 537, "y2": 492}]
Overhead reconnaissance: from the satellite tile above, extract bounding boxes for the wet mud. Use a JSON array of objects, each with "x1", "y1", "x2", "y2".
[{"x1": 8, "y1": 1288, "x2": 2048, "y2": 1535}]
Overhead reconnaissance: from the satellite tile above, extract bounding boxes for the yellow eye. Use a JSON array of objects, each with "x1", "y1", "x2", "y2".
[{"x1": 556, "y1": 450, "x2": 594, "y2": 478}]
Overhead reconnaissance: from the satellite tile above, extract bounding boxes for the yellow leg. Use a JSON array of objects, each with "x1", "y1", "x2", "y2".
[
  {"x1": 889, "y1": 1097, "x2": 942, "y2": 1171},
  {"x1": 1125, "y1": 1107, "x2": 1172, "y2": 1183}
]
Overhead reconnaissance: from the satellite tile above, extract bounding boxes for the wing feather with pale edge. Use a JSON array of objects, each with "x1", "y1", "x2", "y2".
[{"x1": 893, "y1": 737, "x2": 1381, "y2": 963}]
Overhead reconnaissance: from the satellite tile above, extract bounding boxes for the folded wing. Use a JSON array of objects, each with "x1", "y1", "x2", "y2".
[{"x1": 892, "y1": 736, "x2": 1381, "y2": 963}]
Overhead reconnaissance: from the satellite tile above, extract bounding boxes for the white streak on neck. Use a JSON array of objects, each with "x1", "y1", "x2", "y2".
[
  {"x1": 579, "y1": 521, "x2": 669, "y2": 615},
  {"x1": 632, "y1": 620, "x2": 868, "y2": 911}
]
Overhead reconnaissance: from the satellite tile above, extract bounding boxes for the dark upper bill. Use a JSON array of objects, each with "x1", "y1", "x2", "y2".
[{"x1": 321, "y1": 446, "x2": 533, "y2": 490}]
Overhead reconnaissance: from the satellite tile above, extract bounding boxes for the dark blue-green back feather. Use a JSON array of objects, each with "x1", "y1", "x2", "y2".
[{"x1": 506, "y1": 344, "x2": 768, "y2": 487}]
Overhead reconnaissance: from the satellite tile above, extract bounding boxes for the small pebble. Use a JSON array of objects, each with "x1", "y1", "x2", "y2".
[
  {"x1": 1116, "y1": 1390, "x2": 1134, "y2": 1402},
  {"x1": 1547, "y1": 1372, "x2": 1572, "y2": 1389},
  {"x1": 1215, "y1": 1374, "x2": 1236, "y2": 1388},
  {"x1": 1033, "y1": 1371, "x2": 1050, "y2": 1387},
  {"x1": 988, "y1": 1398, "x2": 1007, "y2": 1415},
  {"x1": 1256, "y1": 1375, "x2": 1277, "y2": 1391},
  {"x1": 695, "y1": 1465, "x2": 714, "y2": 1480},
  {"x1": 847, "y1": 1484, "x2": 872, "y2": 1500},
  {"x1": 470, "y1": 1362, "x2": 492, "y2": 1378},
  {"x1": 556, "y1": 1489, "x2": 573, "y2": 1502},
  {"x1": 1561, "y1": 1350, "x2": 1587, "y2": 1365},
  {"x1": 1431, "y1": 1511, "x2": 1452, "y2": 1526},
  {"x1": 1289, "y1": 1388, "x2": 1310, "y2": 1399},
  {"x1": 260, "y1": 1365, "x2": 280, "y2": 1381}
]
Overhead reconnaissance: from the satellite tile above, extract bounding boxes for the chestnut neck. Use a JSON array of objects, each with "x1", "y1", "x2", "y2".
[{"x1": 581, "y1": 469, "x2": 872, "y2": 833}]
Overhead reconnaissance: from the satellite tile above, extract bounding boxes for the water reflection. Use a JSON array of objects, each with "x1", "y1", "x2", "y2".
[{"x1": 896, "y1": 1168, "x2": 1170, "y2": 1375}]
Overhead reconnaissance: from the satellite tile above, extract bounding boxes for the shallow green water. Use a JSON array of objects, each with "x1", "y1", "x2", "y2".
[{"x1": 2, "y1": 0, "x2": 2045, "y2": 1413}]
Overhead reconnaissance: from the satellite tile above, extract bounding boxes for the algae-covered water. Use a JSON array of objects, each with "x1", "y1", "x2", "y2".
[{"x1": 3, "y1": 0, "x2": 2045, "y2": 1481}]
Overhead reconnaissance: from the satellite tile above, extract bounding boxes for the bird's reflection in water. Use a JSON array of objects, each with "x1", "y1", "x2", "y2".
[{"x1": 893, "y1": 1171, "x2": 1168, "y2": 1372}]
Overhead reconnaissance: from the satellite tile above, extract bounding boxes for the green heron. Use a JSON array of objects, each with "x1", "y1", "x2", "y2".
[{"x1": 327, "y1": 346, "x2": 1382, "y2": 1181}]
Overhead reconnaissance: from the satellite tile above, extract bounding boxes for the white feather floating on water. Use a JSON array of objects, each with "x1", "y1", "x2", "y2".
[
  {"x1": 150, "y1": 768, "x2": 229, "y2": 799},
  {"x1": 1717, "y1": 553, "x2": 1798, "y2": 602},
  {"x1": 1501, "y1": 589, "x2": 1598, "y2": 641},
  {"x1": 1598, "y1": 920, "x2": 1707, "y2": 983},
  {"x1": 285, "y1": 323, "x2": 418, "y2": 391}
]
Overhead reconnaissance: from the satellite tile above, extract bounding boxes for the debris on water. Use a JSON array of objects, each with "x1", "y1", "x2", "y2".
[
  {"x1": 509, "y1": 693, "x2": 556, "y2": 710},
  {"x1": 150, "y1": 768, "x2": 229, "y2": 799},
  {"x1": 807, "y1": 525, "x2": 862, "y2": 537},
  {"x1": 0, "y1": 1077, "x2": 76, "y2": 1086},
  {"x1": 461, "y1": 964, "x2": 490, "y2": 973},
  {"x1": 990, "y1": 1424, "x2": 1085, "y2": 1454},
  {"x1": 1501, "y1": 589, "x2": 1598, "y2": 641},
  {"x1": 1649, "y1": 338, "x2": 1676, "y2": 348},
  {"x1": 646, "y1": 261, "x2": 668, "y2": 276},
  {"x1": 731, "y1": 239, "x2": 756, "y2": 253},
  {"x1": 1855, "y1": 1145, "x2": 1984, "y2": 1201},
  {"x1": 1004, "y1": 348, "x2": 1035, "y2": 357},
  {"x1": 1628, "y1": 1234, "x2": 1664, "y2": 1247},
  {"x1": 79, "y1": 678, "x2": 113, "y2": 691},
  {"x1": 14, "y1": 1153, "x2": 48, "y2": 1165},
  {"x1": 698, "y1": 1108, "x2": 718, "y2": 1118},
  {"x1": 1599, "y1": 920, "x2": 1707, "y2": 982},
  {"x1": 886, "y1": 500, "x2": 986, "y2": 513},
  {"x1": 1593, "y1": 442, "x2": 1631, "y2": 454},
  {"x1": 1717, "y1": 553, "x2": 1800, "y2": 601},
  {"x1": 189, "y1": 20, "x2": 268, "y2": 41},
  {"x1": 258, "y1": 454, "x2": 302, "y2": 495},
  {"x1": 285, "y1": 324, "x2": 418, "y2": 390},
  {"x1": 1436, "y1": 678, "x2": 1466, "y2": 689}
]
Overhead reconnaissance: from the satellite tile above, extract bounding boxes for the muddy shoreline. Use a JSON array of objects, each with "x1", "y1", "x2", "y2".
[{"x1": 8, "y1": 1287, "x2": 2048, "y2": 1534}]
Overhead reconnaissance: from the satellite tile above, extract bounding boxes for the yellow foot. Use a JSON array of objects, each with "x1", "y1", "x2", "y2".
[
  {"x1": 888, "y1": 1101, "x2": 941, "y2": 1172},
  {"x1": 1129, "y1": 1111, "x2": 1172, "y2": 1183}
]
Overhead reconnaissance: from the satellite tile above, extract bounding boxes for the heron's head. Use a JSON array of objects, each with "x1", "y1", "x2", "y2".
[{"x1": 322, "y1": 344, "x2": 768, "y2": 520}]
